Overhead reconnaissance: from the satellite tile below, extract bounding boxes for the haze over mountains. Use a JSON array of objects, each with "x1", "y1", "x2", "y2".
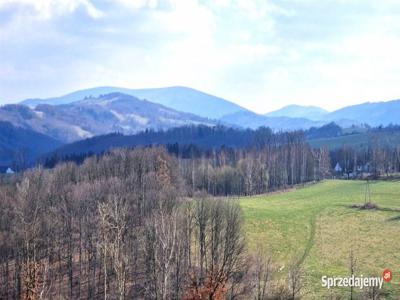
[
  {"x1": 0, "y1": 85, "x2": 399, "y2": 167},
  {"x1": 19, "y1": 86, "x2": 400, "y2": 129},
  {"x1": 21, "y1": 86, "x2": 328, "y2": 131}
]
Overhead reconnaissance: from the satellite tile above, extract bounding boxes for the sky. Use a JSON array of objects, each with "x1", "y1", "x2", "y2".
[{"x1": 0, "y1": 0, "x2": 400, "y2": 113}]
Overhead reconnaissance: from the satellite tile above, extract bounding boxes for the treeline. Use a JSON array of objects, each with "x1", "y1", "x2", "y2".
[
  {"x1": 179, "y1": 138, "x2": 330, "y2": 196},
  {"x1": 331, "y1": 144, "x2": 400, "y2": 178},
  {"x1": 40, "y1": 124, "x2": 400, "y2": 190},
  {"x1": 43, "y1": 128, "x2": 331, "y2": 196},
  {"x1": 0, "y1": 147, "x2": 304, "y2": 299},
  {"x1": 41, "y1": 125, "x2": 321, "y2": 165}
]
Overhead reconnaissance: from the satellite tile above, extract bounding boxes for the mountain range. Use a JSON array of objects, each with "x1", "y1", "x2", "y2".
[
  {"x1": 18, "y1": 86, "x2": 339, "y2": 130},
  {"x1": 22, "y1": 86, "x2": 400, "y2": 129},
  {"x1": 264, "y1": 101, "x2": 400, "y2": 127},
  {"x1": 3, "y1": 92, "x2": 217, "y2": 143},
  {"x1": 21, "y1": 86, "x2": 330, "y2": 131},
  {"x1": 0, "y1": 85, "x2": 399, "y2": 168},
  {"x1": 22, "y1": 86, "x2": 248, "y2": 120}
]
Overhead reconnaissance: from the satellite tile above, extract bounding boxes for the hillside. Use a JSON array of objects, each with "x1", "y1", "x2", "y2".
[
  {"x1": 43, "y1": 123, "x2": 400, "y2": 166},
  {"x1": 0, "y1": 104, "x2": 82, "y2": 142},
  {"x1": 308, "y1": 127, "x2": 400, "y2": 149},
  {"x1": 21, "y1": 86, "x2": 248, "y2": 119},
  {"x1": 240, "y1": 180, "x2": 400, "y2": 299},
  {"x1": 220, "y1": 110, "x2": 324, "y2": 130},
  {"x1": 0, "y1": 121, "x2": 62, "y2": 167},
  {"x1": 326, "y1": 99, "x2": 400, "y2": 126},
  {"x1": 3, "y1": 93, "x2": 217, "y2": 143},
  {"x1": 42, "y1": 125, "x2": 278, "y2": 160},
  {"x1": 126, "y1": 86, "x2": 248, "y2": 119}
]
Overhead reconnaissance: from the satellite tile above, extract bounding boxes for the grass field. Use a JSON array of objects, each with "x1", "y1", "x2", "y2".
[
  {"x1": 240, "y1": 180, "x2": 400, "y2": 299},
  {"x1": 308, "y1": 131, "x2": 400, "y2": 149}
]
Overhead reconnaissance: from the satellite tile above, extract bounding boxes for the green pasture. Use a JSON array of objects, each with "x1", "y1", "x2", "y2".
[{"x1": 240, "y1": 180, "x2": 400, "y2": 299}]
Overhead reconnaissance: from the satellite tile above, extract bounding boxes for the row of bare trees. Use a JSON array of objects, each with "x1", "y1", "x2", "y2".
[
  {"x1": 331, "y1": 144, "x2": 400, "y2": 178},
  {"x1": 43, "y1": 128, "x2": 332, "y2": 197},
  {"x1": 181, "y1": 141, "x2": 331, "y2": 196}
]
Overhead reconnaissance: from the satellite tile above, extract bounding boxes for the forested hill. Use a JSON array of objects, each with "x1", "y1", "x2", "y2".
[
  {"x1": 42, "y1": 125, "x2": 304, "y2": 165},
  {"x1": 41, "y1": 122, "x2": 400, "y2": 170},
  {"x1": 0, "y1": 121, "x2": 62, "y2": 167}
]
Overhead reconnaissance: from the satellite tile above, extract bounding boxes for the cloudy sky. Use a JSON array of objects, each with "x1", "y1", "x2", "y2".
[{"x1": 0, "y1": 0, "x2": 400, "y2": 113}]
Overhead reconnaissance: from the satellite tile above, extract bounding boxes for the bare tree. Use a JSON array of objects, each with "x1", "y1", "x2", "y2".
[
  {"x1": 288, "y1": 263, "x2": 303, "y2": 300},
  {"x1": 98, "y1": 187, "x2": 129, "y2": 300},
  {"x1": 184, "y1": 198, "x2": 246, "y2": 299},
  {"x1": 253, "y1": 254, "x2": 274, "y2": 300},
  {"x1": 15, "y1": 169, "x2": 49, "y2": 300}
]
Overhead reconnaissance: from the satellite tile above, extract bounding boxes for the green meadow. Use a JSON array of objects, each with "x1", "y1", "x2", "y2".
[
  {"x1": 308, "y1": 131, "x2": 400, "y2": 149},
  {"x1": 240, "y1": 180, "x2": 400, "y2": 299}
]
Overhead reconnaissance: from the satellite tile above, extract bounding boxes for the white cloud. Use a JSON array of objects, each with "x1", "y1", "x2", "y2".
[
  {"x1": 0, "y1": 0, "x2": 103, "y2": 19},
  {"x1": 114, "y1": 0, "x2": 158, "y2": 9},
  {"x1": 1, "y1": 0, "x2": 400, "y2": 113}
]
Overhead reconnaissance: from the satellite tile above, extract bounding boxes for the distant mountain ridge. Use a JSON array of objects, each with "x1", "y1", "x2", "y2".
[
  {"x1": 17, "y1": 86, "x2": 400, "y2": 133},
  {"x1": 325, "y1": 99, "x2": 400, "y2": 126},
  {"x1": 220, "y1": 110, "x2": 325, "y2": 130},
  {"x1": 4, "y1": 93, "x2": 218, "y2": 143},
  {"x1": 265, "y1": 104, "x2": 328, "y2": 121},
  {"x1": 22, "y1": 86, "x2": 248, "y2": 119},
  {"x1": 19, "y1": 87, "x2": 329, "y2": 130},
  {"x1": 4, "y1": 86, "x2": 399, "y2": 171},
  {"x1": 19, "y1": 86, "x2": 330, "y2": 131},
  {"x1": 265, "y1": 100, "x2": 400, "y2": 127}
]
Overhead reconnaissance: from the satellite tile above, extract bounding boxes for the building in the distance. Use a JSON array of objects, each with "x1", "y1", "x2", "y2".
[
  {"x1": 6, "y1": 167, "x2": 15, "y2": 174},
  {"x1": 334, "y1": 162, "x2": 342, "y2": 173},
  {"x1": 0, "y1": 166, "x2": 15, "y2": 174}
]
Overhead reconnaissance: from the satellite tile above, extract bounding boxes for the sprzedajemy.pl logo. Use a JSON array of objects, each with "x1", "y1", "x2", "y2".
[{"x1": 321, "y1": 269, "x2": 392, "y2": 290}]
